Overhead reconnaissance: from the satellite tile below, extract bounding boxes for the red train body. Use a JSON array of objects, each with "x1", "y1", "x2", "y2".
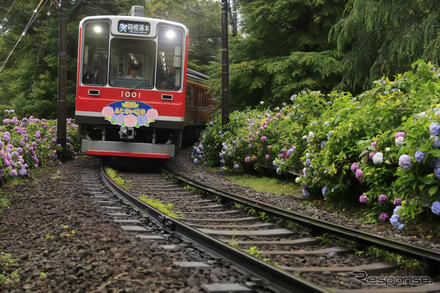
[{"x1": 75, "y1": 9, "x2": 214, "y2": 159}]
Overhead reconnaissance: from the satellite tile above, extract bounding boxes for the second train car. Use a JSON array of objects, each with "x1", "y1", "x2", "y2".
[{"x1": 75, "y1": 6, "x2": 214, "y2": 159}]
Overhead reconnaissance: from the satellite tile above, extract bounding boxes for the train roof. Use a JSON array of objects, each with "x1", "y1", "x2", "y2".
[{"x1": 187, "y1": 69, "x2": 209, "y2": 83}]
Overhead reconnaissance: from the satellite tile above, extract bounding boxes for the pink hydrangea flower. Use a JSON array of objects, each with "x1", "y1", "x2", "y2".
[
  {"x1": 371, "y1": 142, "x2": 376, "y2": 147},
  {"x1": 351, "y1": 162, "x2": 359, "y2": 172},
  {"x1": 261, "y1": 136, "x2": 267, "y2": 141},
  {"x1": 265, "y1": 154, "x2": 270, "y2": 159},
  {"x1": 395, "y1": 132, "x2": 405, "y2": 138},
  {"x1": 359, "y1": 195, "x2": 368, "y2": 203}
]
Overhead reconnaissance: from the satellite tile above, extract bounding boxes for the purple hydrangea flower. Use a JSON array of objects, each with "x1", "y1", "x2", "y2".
[
  {"x1": 394, "y1": 198, "x2": 402, "y2": 206},
  {"x1": 378, "y1": 194, "x2": 388, "y2": 204},
  {"x1": 19, "y1": 168, "x2": 27, "y2": 176},
  {"x1": 261, "y1": 136, "x2": 267, "y2": 141},
  {"x1": 9, "y1": 169, "x2": 17, "y2": 177},
  {"x1": 378, "y1": 213, "x2": 388, "y2": 222},
  {"x1": 398, "y1": 154, "x2": 412, "y2": 170},
  {"x1": 429, "y1": 122, "x2": 440, "y2": 136},
  {"x1": 233, "y1": 164, "x2": 239, "y2": 170},
  {"x1": 351, "y1": 163, "x2": 359, "y2": 172},
  {"x1": 355, "y1": 169, "x2": 363, "y2": 180},
  {"x1": 193, "y1": 158, "x2": 198, "y2": 164},
  {"x1": 390, "y1": 214, "x2": 405, "y2": 231},
  {"x1": 414, "y1": 151, "x2": 425, "y2": 163},
  {"x1": 432, "y1": 201, "x2": 440, "y2": 216},
  {"x1": 11, "y1": 151, "x2": 19, "y2": 157},
  {"x1": 359, "y1": 195, "x2": 368, "y2": 203}
]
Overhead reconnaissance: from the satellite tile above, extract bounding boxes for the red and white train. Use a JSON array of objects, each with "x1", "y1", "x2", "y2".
[{"x1": 75, "y1": 6, "x2": 214, "y2": 159}]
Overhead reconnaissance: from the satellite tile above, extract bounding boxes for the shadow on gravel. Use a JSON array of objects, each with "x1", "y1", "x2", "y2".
[{"x1": 100, "y1": 156, "x2": 167, "y2": 173}]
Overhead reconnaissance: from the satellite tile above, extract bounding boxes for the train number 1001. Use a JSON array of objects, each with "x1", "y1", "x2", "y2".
[{"x1": 121, "y1": 91, "x2": 141, "y2": 99}]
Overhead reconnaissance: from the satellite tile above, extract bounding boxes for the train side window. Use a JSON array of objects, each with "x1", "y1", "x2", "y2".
[
  {"x1": 156, "y1": 26, "x2": 183, "y2": 91},
  {"x1": 82, "y1": 22, "x2": 109, "y2": 86}
]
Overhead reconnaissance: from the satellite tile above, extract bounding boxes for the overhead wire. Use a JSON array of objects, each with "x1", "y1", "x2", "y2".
[{"x1": 0, "y1": 0, "x2": 47, "y2": 72}]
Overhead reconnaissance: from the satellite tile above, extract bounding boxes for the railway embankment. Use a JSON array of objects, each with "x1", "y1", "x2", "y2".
[
  {"x1": 0, "y1": 157, "x2": 252, "y2": 292},
  {"x1": 167, "y1": 148, "x2": 440, "y2": 252}
]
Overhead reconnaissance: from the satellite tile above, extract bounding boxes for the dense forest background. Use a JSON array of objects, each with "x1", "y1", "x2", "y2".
[{"x1": 0, "y1": 0, "x2": 440, "y2": 117}]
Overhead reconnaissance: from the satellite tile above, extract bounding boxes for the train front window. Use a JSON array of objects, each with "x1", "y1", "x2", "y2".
[
  {"x1": 109, "y1": 39, "x2": 155, "y2": 89},
  {"x1": 156, "y1": 27, "x2": 183, "y2": 91},
  {"x1": 82, "y1": 22, "x2": 109, "y2": 86}
]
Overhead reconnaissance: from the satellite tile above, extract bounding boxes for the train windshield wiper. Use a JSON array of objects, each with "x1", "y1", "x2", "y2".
[{"x1": 131, "y1": 80, "x2": 148, "y2": 90}]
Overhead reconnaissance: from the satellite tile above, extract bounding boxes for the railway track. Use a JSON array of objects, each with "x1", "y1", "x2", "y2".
[{"x1": 98, "y1": 163, "x2": 440, "y2": 293}]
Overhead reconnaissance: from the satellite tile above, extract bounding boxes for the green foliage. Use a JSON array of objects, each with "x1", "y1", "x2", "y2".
[
  {"x1": 315, "y1": 233, "x2": 330, "y2": 245},
  {"x1": 139, "y1": 195, "x2": 179, "y2": 218},
  {"x1": 196, "y1": 60, "x2": 440, "y2": 231},
  {"x1": 366, "y1": 246, "x2": 421, "y2": 270},
  {"x1": 0, "y1": 268, "x2": 20, "y2": 287},
  {"x1": 104, "y1": 167, "x2": 130, "y2": 189},
  {"x1": 0, "y1": 192, "x2": 9, "y2": 213},
  {"x1": 331, "y1": 0, "x2": 440, "y2": 94},
  {"x1": 206, "y1": 0, "x2": 348, "y2": 109}
]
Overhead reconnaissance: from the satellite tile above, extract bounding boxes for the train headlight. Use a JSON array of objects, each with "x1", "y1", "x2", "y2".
[
  {"x1": 94, "y1": 26, "x2": 102, "y2": 33},
  {"x1": 166, "y1": 30, "x2": 175, "y2": 39}
]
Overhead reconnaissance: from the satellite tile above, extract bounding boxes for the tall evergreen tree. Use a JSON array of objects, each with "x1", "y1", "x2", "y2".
[
  {"x1": 207, "y1": 0, "x2": 347, "y2": 109},
  {"x1": 331, "y1": 0, "x2": 440, "y2": 94}
]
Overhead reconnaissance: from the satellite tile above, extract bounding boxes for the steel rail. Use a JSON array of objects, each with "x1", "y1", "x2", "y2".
[
  {"x1": 162, "y1": 169, "x2": 440, "y2": 273},
  {"x1": 101, "y1": 166, "x2": 333, "y2": 293}
]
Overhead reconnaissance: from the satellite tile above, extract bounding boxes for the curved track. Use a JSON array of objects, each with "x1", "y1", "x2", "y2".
[{"x1": 101, "y1": 165, "x2": 440, "y2": 292}]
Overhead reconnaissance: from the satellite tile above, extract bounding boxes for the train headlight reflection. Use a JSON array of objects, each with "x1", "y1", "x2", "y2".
[
  {"x1": 94, "y1": 26, "x2": 102, "y2": 33},
  {"x1": 166, "y1": 30, "x2": 175, "y2": 39}
]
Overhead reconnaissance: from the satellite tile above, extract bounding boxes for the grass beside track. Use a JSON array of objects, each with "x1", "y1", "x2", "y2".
[{"x1": 227, "y1": 174, "x2": 301, "y2": 196}]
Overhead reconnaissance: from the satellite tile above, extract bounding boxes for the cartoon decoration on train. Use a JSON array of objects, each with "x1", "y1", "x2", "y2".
[{"x1": 102, "y1": 101, "x2": 158, "y2": 128}]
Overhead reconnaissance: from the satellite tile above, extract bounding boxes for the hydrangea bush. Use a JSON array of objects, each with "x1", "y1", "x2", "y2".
[
  {"x1": 0, "y1": 109, "x2": 79, "y2": 181},
  {"x1": 193, "y1": 60, "x2": 440, "y2": 232}
]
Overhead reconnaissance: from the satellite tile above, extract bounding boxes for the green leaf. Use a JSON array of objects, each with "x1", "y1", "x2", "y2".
[
  {"x1": 428, "y1": 149, "x2": 440, "y2": 157},
  {"x1": 429, "y1": 186, "x2": 438, "y2": 196}
]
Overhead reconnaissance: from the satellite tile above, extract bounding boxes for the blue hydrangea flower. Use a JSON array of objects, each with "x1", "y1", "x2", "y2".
[
  {"x1": 193, "y1": 158, "x2": 198, "y2": 164},
  {"x1": 432, "y1": 201, "x2": 440, "y2": 216},
  {"x1": 398, "y1": 154, "x2": 412, "y2": 170},
  {"x1": 322, "y1": 186, "x2": 327, "y2": 196},
  {"x1": 393, "y1": 206, "x2": 402, "y2": 214},
  {"x1": 302, "y1": 188, "x2": 310, "y2": 197},
  {"x1": 433, "y1": 136, "x2": 440, "y2": 148},
  {"x1": 434, "y1": 167, "x2": 440, "y2": 179},
  {"x1": 414, "y1": 151, "x2": 425, "y2": 163},
  {"x1": 233, "y1": 164, "x2": 239, "y2": 170},
  {"x1": 390, "y1": 214, "x2": 405, "y2": 231},
  {"x1": 430, "y1": 123, "x2": 440, "y2": 136}
]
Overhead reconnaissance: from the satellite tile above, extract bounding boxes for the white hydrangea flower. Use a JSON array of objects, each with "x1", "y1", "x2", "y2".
[
  {"x1": 372, "y1": 152, "x2": 383, "y2": 164},
  {"x1": 395, "y1": 136, "x2": 405, "y2": 146}
]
